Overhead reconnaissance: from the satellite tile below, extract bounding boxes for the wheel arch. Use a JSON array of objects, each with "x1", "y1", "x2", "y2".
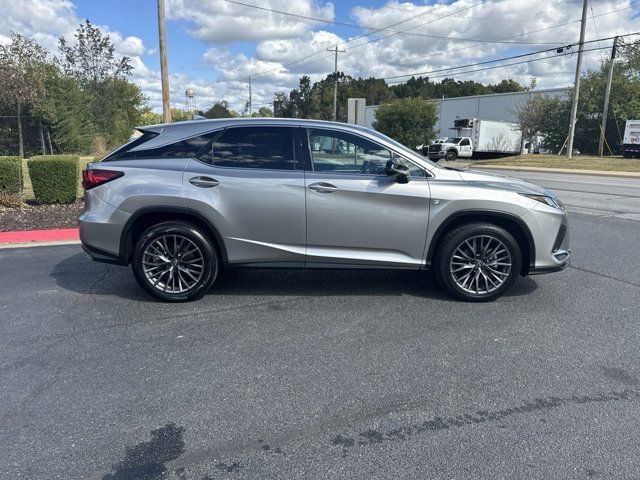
[
  {"x1": 426, "y1": 210, "x2": 535, "y2": 275},
  {"x1": 120, "y1": 207, "x2": 228, "y2": 265}
]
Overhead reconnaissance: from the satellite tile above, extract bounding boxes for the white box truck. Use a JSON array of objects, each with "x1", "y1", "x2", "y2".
[
  {"x1": 623, "y1": 120, "x2": 640, "y2": 158},
  {"x1": 426, "y1": 118, "x2": 522, "y2": 161}
]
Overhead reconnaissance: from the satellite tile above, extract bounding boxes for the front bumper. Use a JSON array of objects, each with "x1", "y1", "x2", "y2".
[{"x1": 521, "y1": 205, "x2": 571, "y2": 275}]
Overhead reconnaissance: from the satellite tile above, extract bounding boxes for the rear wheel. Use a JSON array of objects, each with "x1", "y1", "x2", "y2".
[
  {"x1": 132, "y1": 221, "x2": 218, "y2": 302},
  {"x1": 434, "y1": 223, "x2": 521, "y2": 301},
  {"x1": 445, "y1": 149, "x2": 457, "y2": 161}
]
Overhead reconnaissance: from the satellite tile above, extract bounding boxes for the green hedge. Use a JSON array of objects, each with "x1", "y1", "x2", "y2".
[
  {"x1": 0, "y1": 156, "x2": 22, "y2": 194},
  {"x1": 0, "y1": 156, "x2": 22, "y2": 207},
  {"x1": 27, "y1": 155, "x2": 80, "y2": 204}
]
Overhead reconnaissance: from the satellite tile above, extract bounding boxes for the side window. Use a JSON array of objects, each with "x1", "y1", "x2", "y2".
[
  {"x1": 308, "y1": 129, "x2": 425, "y2": 178},
  {"x1": 115, "y1": 131, "x2": 219, "y2": 160},
  {"x1": 308, "y1": 129, "x2": 391, "y2": 175},
  {"x1": 460, "y1": 138, "x2": 470, "y2": 146},
  {"x1": 208, "y1": 127, "x2": 296, "y2": 170}
]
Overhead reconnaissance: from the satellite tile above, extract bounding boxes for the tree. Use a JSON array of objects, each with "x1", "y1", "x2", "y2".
[
  {"x1": 533, "y1": 48, "x2": 640, "y2": 155},
  {"x1": 373, "y1": 98, "x2": 437, "y2": 148},
  {"x1": 289, "y1": 75, "x2": 315, "y2": 118},
  {"x1": 510, "y1": 95, "x2": 546, "y2": 153},
  {"x1": 252, "y1": 107, "x2": 273, "y2": 117},
  {"x1": 273, "y1": 91, "x2": 294, "y2": 117},
  {"x1": 0, "y1": 32, "x2": 49, "y2": 157},
  {"x1": 201, "y1": 101, "x2": 236, "y2": 119},
  {"x1": 40, "y1": 66, "x2": 94, "y2": 153},
  {"x1": 58, "y1": 20, "x2": 132, "y2": 87},
  {"x1": 57, "y1": 21, "x2": 142, "y2": 151},
  {"x1": 488, "y1": 79, "x2": 526, "y2": 94}
]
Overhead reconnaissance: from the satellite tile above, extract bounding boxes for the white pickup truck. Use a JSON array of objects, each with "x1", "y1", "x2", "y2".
[
  {"x1": 623, "y1": 120, "x2": 640, "y2": 158},
  {"x1": 426, "y1": 118, "x2": 522, "y2": 161}
]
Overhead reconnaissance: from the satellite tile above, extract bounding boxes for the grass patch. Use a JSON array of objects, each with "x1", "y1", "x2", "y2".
[
  {"x1": 475, "y1": 154, "x2": 640, "y2": 173},
  {"x1": 22, "y1": 156, "x2": 94, "y2": 200}
]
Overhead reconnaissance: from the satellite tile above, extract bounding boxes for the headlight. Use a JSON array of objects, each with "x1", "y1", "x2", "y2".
[{"x1": 520, "y1": 193, "x2": 564, "y2": 210}]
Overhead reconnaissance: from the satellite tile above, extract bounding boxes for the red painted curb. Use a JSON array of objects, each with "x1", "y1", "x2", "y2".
[{"x1": 0, "y1": 228, "x2": 79, "y2": 244}]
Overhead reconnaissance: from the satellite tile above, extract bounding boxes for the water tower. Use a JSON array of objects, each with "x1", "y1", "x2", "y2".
[{"x1": 185, "y1": 88, "x2": 196, "y2": 119}]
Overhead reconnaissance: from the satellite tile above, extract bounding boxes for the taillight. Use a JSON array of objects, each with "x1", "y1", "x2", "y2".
[{"x1": 82, "y1": 169, "x2": 124, "y2": 190}]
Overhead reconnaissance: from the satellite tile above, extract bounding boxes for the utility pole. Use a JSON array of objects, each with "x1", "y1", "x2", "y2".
[
  {"x1": 248, "y1": 75, "x2": 252, "y2": 117},
  {"x1": 598, "y1": 36, "x2": 618, "y2": 157},
  {"x1": 157, "y1": 0, "x2": 171, "y2": 123},
  {"x1": 327, "y1": 46, "x2": 346, "y2": 122},
  {"x1": 566, "y1": 0, "x2": 589, "y2": 159}
]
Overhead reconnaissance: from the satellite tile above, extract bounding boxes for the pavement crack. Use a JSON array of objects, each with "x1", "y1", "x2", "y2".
[
  {"x1": 331, "y1": 389, "x2": 640, "y2": 457},
  {"x1": 568, "y1": 265, "x2": 640, "y2": 288},
  {"x1": 89, "y1": 265, "x2": 112, "y2": 295}
]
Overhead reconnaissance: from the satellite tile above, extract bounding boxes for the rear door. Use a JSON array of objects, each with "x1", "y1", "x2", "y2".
[
  {"x1": 303, "y1": 127, "x2": 430, "y2": 268},
  {"x1": 183, "y1": 126, "x2": 307, "y2": 266}
]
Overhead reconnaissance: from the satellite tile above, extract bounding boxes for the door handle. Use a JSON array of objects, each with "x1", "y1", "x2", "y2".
[
  {"x1": 189, "y1": 176, "x2": 220, "y2": 188},
  {"x1": 308, "y1": 182, "x2": 338, "y2": 193}
]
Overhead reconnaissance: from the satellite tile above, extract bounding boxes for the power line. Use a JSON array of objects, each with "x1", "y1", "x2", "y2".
[
  {"x1": 385, "y1": 45, "x2": 617, "y2": 85},
  {"x1": 250, "y1": 0, "x2": 454, "y2": 79},
  {"x1": 382, "y1": 32, "x2": 638, "y2": 81},
  {"x1": 359, "y1": 3, "x2": 636, "y2": 65},
  {"x1": 224, "y1": 0, "x2": 559, "y2": 45},
  {"x1": 251, "y1": 0, "x2": 489, "y2": 80},
  {"x1": 251, "y1": 2, "x2": 634, "y2": 81}
]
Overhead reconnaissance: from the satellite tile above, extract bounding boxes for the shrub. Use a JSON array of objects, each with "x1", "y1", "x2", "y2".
[
  {"x1": 27, "y1": 155, "x2": 79, "y2": 204},
  {"x1": 0, "y1": 156, "x2": 22, "y2": 207}
]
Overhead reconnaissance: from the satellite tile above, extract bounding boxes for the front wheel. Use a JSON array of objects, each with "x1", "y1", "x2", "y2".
[
  {"x1": 434, "y1": 223, "x2": 522, "y2": 302},
  {"x1": 132, "y1": 221, "x2": 219, "y2": 302},
  {"x1": 445, "y1": 150, "x2": 458, "y2": 161}
]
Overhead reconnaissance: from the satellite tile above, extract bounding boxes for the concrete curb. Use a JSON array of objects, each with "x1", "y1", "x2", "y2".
[
  {"x1": 470, "y1": 165, "x2": 640, "y2": 178},
  {"x1": 0, "y1": 228, "x2": 79, "y2": 247},
  {"x1": 0, "y1": 239, "x2": 81, "y2": 250}
]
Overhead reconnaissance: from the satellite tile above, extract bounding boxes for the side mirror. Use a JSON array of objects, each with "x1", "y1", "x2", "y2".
[{"x1": 385, "y1": 158, "x2": 411, "y2": 183}]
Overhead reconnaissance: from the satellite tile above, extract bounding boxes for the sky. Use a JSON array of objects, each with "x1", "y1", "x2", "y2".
[{"x1": 0, "y1": 0, "x2": 639, "y2": 113}]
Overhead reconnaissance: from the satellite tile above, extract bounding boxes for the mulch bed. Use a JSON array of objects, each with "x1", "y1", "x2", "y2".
[{"x1": 0, "y1": 200, "x2": 84, "y2": 232}]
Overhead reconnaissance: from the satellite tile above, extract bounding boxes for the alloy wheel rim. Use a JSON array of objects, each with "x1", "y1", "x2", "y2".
[
  {"x1": 449, "y1": 235, "x2": 512, "y2": 295},
  {"x1": 142, "y1": 234, "x2": 204, "y2": 294}
]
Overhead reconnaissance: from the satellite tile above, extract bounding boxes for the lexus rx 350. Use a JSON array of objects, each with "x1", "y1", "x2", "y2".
[{"x1": 79, "y1": 118, "x2": 569, "y2": 302}]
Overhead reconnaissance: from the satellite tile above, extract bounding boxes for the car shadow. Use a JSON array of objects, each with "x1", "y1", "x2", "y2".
[{"x1": 51, "y1": 252, "x2": 538, "y2": 302}]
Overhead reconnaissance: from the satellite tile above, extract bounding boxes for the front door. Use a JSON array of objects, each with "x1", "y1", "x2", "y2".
[{"x1": 303, "y1": 128, "x2": 430, "y2": 268}]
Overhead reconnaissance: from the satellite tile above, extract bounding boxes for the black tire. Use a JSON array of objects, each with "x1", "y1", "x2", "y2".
[
  {"x1": 433, "y1": 223, "x2": 522, "y2": 302},
  {"x1": 445, "y1": 149, "x2": 458, "y2": 161},
  {"x1": 132, "y1": 221, "x2": 219, "y2": 302}
]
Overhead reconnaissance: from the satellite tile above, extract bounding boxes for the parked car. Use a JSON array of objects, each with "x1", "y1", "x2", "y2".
[{"x1": 80, "y1": 118, "x2": 570, "y2": 302}]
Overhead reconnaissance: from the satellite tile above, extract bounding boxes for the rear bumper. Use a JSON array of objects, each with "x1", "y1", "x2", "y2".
[
  {"x1": 79, "y1": 191, "x2": 130, "y2": 265},
  {"x1": 81, "y1": 242, "x2": 127, "y2": 265}
]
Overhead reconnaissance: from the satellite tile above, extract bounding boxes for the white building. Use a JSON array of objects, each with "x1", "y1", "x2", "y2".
[{"x1": 362, "y1": 87, "x2": 570, "y2": 136}]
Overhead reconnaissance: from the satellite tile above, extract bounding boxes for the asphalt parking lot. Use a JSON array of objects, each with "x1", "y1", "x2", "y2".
[{"x1": 1, "y1": 170, "x2": 640, "y2": 479}]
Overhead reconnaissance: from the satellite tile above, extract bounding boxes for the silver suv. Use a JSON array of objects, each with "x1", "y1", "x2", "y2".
[{"x1": 79, "y1": 118, "x2": 569, "y2": 302}]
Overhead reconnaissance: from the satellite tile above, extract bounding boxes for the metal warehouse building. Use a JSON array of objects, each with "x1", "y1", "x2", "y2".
[{"x1": 361, "y1": 87, "x2": 570, "y2": 136}]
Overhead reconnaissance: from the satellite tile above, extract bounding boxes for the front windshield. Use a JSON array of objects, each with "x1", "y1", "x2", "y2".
[{"x1": 447, "y1": 137, "x2": 462, "y2": 144}]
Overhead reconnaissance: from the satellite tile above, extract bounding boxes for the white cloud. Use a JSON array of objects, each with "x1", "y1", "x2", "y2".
[
  {"x1": 1, "y1": 0, "x2": 638, "y2": 115},
  {"x1": 114, "y1": 35, "x2": 145, "y2": 56},
  {"x1": 166, "y1": 0, "x2": 335, "y2": 43}
]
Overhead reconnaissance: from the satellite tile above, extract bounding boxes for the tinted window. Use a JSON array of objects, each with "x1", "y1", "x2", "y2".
[
  {"x1": 101, "y1": 131, "x2": 159, "y2": 162},
  {"x1": 308, "y1": 129, "x2": 424, "y2": 177},
  {"x1": 460, "y1": 138, "x2": 470, "y2": 146},
  {"x1": 115, "y1": 131, "x2": 219, "y2": 160},
  {"x1": 208, "y1": 127, "x2": 296, "y2": 170}
]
